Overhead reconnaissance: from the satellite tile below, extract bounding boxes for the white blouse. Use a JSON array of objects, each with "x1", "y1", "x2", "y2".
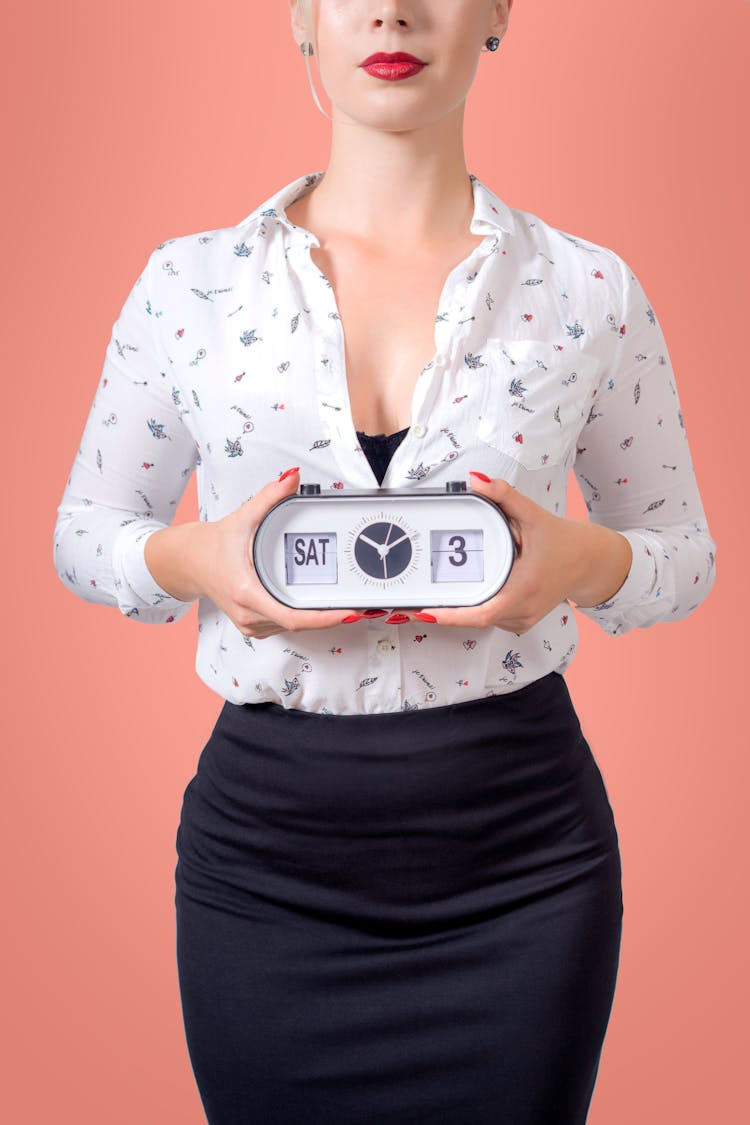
[{"x1": 53, "y1": 170, "x2": 717, "y2": 714}]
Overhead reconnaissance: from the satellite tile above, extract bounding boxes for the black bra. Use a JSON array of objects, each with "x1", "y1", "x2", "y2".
[{"x1": 356, "y1": 427, "x2": 410, "y2": 486}]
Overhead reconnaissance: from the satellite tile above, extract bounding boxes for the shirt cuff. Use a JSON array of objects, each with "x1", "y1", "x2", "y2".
[
  {"x1": 575, "y1": 530, "x2": 659, "y2": 616},
  {"x1": 111, "y1": 521, "x2": 196, "y2": 621}
]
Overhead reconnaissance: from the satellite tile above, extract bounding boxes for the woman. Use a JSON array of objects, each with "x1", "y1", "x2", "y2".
[{"x1": 53, "y1": 1, "x2": 717, "y2": 1122}]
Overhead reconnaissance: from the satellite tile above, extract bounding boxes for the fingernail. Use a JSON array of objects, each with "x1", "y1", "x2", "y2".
[
  {"x1": 361, "y1": 609, "x2": 388, "y2": 617},
  {"x1": 341, "y1": 614, "x2": 365, "y2": 624},
  {"x1": 278, "y1": 466, "x2": 300, "y2": 482},
  {"x1": 413, "y1": 612, "x2": 437, "y2": 623},
  {"x1": 385, "y1": 613, "x2": 410, "y2": 624},
  {"x1": 469, "y1": 471, "x2": 491, "y2": 483}
]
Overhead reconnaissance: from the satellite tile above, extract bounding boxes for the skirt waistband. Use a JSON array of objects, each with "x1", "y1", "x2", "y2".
[
  {"x1": 227, "y1": 669, "x2": 571, "y2": 727},
  {"x1": 210, "y1": 670, "x2": 583, "y2": 768}
]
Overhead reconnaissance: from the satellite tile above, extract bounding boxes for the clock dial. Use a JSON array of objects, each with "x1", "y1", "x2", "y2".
[
  {"x1": 346, "y1": 510, "x2": 422, "y2": 587},
  {"x1": 353, "y1": 521, "x2": 413, "y2": 579}
]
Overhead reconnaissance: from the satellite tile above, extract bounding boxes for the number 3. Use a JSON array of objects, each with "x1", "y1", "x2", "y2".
[{"x1": 448, "y1": 535, "x2": 467, "y2": 567}]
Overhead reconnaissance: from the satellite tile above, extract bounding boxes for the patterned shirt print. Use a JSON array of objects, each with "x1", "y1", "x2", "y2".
[{"x1": 53, "y1": 170, "x2": 717, "y2": 714}]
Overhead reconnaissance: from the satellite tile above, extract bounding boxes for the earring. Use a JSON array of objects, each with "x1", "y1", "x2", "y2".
[
  {"x1": 482, "y1": 36, "x2": 500, "y2": 52},
  {"x1": 300, "y1": 41, "x2": 314, "y2": 57}
]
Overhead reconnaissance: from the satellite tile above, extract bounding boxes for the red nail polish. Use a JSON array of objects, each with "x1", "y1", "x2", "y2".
[
  {"x1": 385, "y1": 613, "x2": 410, "y2": 624},
  {"x1": 278, "y1": 466, "x2": 300, "y2": 482},
  {"x1": 361, "y1": 609, "x2": 388, "y2": 617},
  {"x1": 413, "y1": 612, "x2": 437, "y2": 623},
  {"x1": 469, "y1": 471, "x2": 491, "y2": 483},
  {"x1": 341, "y1": 614, "x2": 365, "y2": 624}
]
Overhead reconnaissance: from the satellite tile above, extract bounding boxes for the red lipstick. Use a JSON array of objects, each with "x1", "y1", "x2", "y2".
[{"x1": 360, "y1": 52, "x2": 427, "y2": 81}]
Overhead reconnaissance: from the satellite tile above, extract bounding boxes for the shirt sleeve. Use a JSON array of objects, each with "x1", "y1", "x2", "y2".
[
  {"x1": 571, "y1": 252, "x2": 717, "y2": 637},
  {"x1": 52, "y1": 247, "x2": 200, "y2": 624}
]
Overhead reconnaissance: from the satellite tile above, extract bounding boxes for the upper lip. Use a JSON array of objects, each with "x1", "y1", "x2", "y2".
[{"x1": 360, "y1": 52, "x2": 427, "y2": 67}]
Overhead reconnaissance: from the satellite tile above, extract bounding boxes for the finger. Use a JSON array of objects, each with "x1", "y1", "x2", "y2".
[
  {"x1": 413, "y1": 605, "x2": 489, "y2": 628},
  {"x1": 239, "y1": 470, "x2": 304, "y2": 608},
  {"x1": 235, "y1": 617, "x2": 277, "y2": 639},
  {"x1": 242, "y1": 466, "x2": 301, "y2": 524},
  {"x1": 468, "y1": 472, "x2": 529, "y2": 527},
  {"x1": 286, "y1": 607, "x2": 364, "y2": 631}
]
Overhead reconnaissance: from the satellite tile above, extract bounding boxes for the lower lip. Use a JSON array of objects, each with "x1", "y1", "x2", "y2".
[{"x1": 362, "y1": 61, "x2": 425, "y2": 81}]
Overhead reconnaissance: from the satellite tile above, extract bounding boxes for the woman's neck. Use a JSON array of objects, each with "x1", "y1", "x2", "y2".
[{"x1": 292, "y1": 117, "x2": 476, "y2": 249}]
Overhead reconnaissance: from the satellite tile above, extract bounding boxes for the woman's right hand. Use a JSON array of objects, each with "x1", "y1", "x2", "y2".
[{"x1": 144, "y1": 468, "x2": 360, "y2": 638}]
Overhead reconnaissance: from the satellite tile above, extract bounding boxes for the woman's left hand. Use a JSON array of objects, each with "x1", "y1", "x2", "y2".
[{"x1": 408, "y1": 472, "x2": 632, "y2": 635}]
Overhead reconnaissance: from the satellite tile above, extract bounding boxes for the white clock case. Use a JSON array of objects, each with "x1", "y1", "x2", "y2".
[{"x1": 253, "y1": 486, "x2": 517, "y2": 610}]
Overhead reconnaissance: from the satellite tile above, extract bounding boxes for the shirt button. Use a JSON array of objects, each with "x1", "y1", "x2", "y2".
[
  {"x1": 434, "y1": 353, "x2": 447, "y2": 367},
  {"x1": 376, "y1": 639, "x2": 391, "y2": 653},
  {"x1": 413, "y1": 424, "x2": 426, "y2": 438}
]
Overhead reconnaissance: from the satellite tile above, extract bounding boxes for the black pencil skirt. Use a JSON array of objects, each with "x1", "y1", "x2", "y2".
[{"x1": 174, "y1": 671, "x2": 623, "y2": 1125}]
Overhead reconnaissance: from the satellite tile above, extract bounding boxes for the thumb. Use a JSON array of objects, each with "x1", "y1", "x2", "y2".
[
  {"x1": 469, "y1": 472, "x2": 527, "y2": 518},
  {"x1": 243, "y1": 466, "x2": 301, "y2": 523}
]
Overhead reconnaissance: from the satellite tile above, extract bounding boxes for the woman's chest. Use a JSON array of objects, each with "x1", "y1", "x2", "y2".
[
  {"x1": 308, "y1": 240, "x2": 483, "y2": 434},
  {"x1": 158, "y1": 237, "x2": 601, "y2": 500}
]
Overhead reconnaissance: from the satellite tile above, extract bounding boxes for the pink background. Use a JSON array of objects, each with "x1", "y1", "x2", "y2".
[{"x1": 4, "y1": 1, "x2": 746, "y2": 1120}]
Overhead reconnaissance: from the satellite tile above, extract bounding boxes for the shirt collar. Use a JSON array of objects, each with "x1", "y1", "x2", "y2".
[
  {"x1": 238, "y1": 170, "x2": 517, "y2": 245},
  {"x1": 467, "y1": 173, "x2": 517, "y2": 238}
]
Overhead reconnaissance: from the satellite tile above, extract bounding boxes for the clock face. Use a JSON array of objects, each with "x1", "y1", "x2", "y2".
[
  {"x1": 353, "y1": 521, "x2": 413, "y2": 580},
  {"x1": 346, "y1": 511, "x2": 422, "y2": 588}
]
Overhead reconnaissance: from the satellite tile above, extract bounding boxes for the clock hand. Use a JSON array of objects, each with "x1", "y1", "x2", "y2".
[
  {"x1": 386, "y1": 533, "x2": 410, "y2": 551},
  {"x1": 377, "y1": 524, "x2": 404, "y2": 559},
  {"x1": 359, "y1": 534, "x2": 387, "y2": 554},
  {"x1": 383, "y1": 553, "x2": 389, "y2": 579}
]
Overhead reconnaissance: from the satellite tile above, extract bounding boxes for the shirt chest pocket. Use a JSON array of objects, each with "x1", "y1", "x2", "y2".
[{"x1": 476, "y1": 339, "x2": 600, "y2": 471}]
